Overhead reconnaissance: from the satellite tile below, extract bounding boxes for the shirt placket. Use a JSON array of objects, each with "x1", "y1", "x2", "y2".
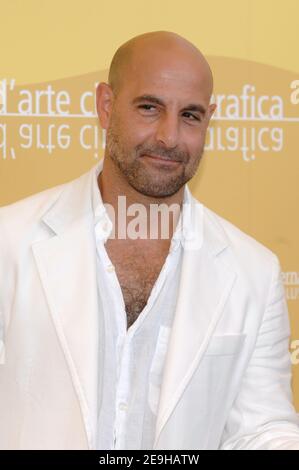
[{"x1": 113, "y1": 331, "x2": 132, "y2": 449}]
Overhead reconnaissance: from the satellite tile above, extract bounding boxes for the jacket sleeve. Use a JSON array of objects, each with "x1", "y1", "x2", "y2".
[
  {"x1": 220, "y1": 255, "x2": 299, "y2": 450},
  {"x1": 0, "y1": 210, "x2": 15, "y2": 365}
]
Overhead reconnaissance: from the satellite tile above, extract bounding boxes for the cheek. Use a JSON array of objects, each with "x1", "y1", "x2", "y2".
[
  {"x1": 183, "y1": 129, "x2": 206, "y2": 154},
  {"x1": 125, "y1": 121, "x2": 155, "y2": 147}
]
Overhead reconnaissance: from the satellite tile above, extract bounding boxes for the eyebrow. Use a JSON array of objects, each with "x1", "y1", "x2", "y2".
[{"x1": 132, "y1": 94, "x2": 207, "y2": 115}]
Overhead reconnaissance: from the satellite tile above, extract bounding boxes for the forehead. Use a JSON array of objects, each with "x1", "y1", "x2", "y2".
[{"x1": 119, "y1": 48, "x2": 211, "y2": 106}]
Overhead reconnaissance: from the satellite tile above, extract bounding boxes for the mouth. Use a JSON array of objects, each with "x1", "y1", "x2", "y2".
[{"x1": 141, "y1": 154, "x2": 182, "y2": 166}]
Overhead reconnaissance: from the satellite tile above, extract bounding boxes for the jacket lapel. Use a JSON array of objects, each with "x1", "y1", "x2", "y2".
[
  {"x1": 31, "y1": 163, "x2": 103, "y2": 450},
  {"x1": 153, "y1": 195, "x2": 237, "y2": 448}
]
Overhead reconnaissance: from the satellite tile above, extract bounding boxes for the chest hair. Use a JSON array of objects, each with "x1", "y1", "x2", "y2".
[{"x1": 105, "y1": 239, "x2": 170, "y2": 328}]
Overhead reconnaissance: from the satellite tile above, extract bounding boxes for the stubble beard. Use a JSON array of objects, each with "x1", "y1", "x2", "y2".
[{"x1": 106, "y1": 121, "x2": 204, "y2": 198}]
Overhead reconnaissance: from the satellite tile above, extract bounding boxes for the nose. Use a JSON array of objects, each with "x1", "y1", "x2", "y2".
[{"x1": 155, "y1": 113, "x2": 179, "y2": 149}]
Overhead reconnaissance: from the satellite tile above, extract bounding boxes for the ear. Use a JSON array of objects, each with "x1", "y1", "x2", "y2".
[
  {"x1": 96, "y1": 82, "x2": 114, "y2": 129},
  {"x1": 206, "y1": 102, "x2": 217, "y2": 122}
]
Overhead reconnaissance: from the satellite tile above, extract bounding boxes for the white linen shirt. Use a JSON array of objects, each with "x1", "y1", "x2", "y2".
[{"x1": 91, "y1": 165, "x2": 190, "y2": 450}]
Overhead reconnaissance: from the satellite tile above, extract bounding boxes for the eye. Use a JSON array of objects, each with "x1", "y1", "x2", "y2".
[
  {"x1": 138, "y1": 104, "x2": 157, "y2": 111},
  {"x1": 182, "y1": 111, "x2": 201, "y2": 121}
]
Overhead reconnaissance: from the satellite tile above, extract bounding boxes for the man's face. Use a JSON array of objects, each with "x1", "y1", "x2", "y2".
[{"x1": 101, "y1": 50, "x2": 215, "y2": 198}]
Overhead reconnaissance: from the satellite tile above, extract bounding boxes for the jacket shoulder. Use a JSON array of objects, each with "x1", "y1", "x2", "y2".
[
  {"x1": 202, "y1": 204, "x2": 279, "y2": 269},
  {"x1": 0, "y1": 168, "x2": 92, "y2": 228},
  {"x1": 0, "y1": 182, "x2": 66, "y2": 223}
]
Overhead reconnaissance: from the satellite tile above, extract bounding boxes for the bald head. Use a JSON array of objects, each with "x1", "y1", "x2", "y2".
[{"x1": 108, "y1": 31, "x2": 214, "y2": 100}]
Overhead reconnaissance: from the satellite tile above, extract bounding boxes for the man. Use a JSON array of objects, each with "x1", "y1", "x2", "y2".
[{"x1": 0, "y1": 31, "x2": 299, "y2": 450}]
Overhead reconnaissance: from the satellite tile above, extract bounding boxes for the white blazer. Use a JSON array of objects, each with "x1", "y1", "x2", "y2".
[{"x1": 0, "y1": 160, "x2": 299, "y2": 450}]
